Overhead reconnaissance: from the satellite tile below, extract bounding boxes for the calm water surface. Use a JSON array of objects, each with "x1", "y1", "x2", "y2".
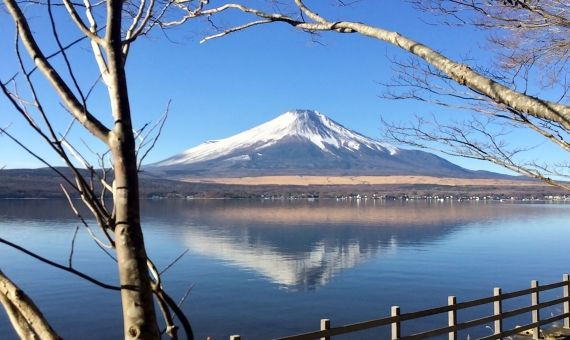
[{"x1": 0, "y1": 199, "x2": 569, "y2": 339}]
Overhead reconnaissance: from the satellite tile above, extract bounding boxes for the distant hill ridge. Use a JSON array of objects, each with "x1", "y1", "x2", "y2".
[{"x1": 148, "y1": 109, "x2": 511, "y2": 180}]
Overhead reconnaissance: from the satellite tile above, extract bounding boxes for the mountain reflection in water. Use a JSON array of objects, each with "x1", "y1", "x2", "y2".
[{"x1": 137, "y1": 200, "x2": 554, "y2": 290}]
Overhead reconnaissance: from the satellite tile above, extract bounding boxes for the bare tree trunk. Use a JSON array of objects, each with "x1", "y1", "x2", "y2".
[
  {"x1": 105, "y1": 1, "x2": 159, "y2": 338},
  {"x1": 110, "y1": 136, "x2": 159, "y2": 340},
  {"x1": 109, "y1": 110, "x2": 160, "y2": 340}
]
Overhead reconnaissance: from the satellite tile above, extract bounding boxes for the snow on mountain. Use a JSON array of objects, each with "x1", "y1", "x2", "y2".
[
  {"x1": 149, "y1": 109, "x2": 505, "y2": 179},
  {"x1": 156, "y1": 110, "x2": 398, "y2": 167}
]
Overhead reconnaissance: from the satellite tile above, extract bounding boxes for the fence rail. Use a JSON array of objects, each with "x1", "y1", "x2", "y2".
[{"x1": 230, "y1": 274, "x2": 570, "y2": 339}]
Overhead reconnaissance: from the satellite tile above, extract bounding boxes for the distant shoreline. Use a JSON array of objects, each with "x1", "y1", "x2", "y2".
[
  {"x1": 2, "y1": 168, "x2": 567, "y2": 199},
  {"x1": 0, "y1": 194, "x2": 570, "y2": 203}
]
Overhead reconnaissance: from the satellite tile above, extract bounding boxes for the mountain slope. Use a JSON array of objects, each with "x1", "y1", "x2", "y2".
[{"x1": 148, "y1": 110, "x2": 506, "y2": 179}]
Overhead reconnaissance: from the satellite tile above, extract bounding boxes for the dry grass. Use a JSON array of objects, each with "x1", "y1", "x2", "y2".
[{"x1": 181, "y1": 175, "x2": 541, "y2": 187}]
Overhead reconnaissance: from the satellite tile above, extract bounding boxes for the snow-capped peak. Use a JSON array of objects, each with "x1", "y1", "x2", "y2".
[{"x1": 155, "y1": 110, "x2": 398, "y2": 167}]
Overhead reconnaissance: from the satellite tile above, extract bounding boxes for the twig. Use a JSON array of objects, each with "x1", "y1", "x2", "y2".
[
  {"x1": 0, "y1": 237, "x2": 121, "y2": 291},
  {"x1": 160, "y1": 249, "x2": 189, "y2": 275},
  {"x1": 177, "y1": 283, "x2": 195, "y2": 308},
  {"x1": 60, "y1": 184, "x2": 115, "y2": 249},
  {"x1": 137, "y1": 100, "x2": 170, "y2": 170},
  {"x1": 68, "y1": 226, "x2": 80, "y2": 268}
]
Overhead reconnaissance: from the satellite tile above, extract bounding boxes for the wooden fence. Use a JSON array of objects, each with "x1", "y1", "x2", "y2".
[{"x1": 230, "y1": 274, "x2": 570, "y2": 340}]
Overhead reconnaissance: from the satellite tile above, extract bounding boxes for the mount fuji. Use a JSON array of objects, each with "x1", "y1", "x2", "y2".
[{"x1": 148, "y1": 110, "x2": 503, "y2": 179}]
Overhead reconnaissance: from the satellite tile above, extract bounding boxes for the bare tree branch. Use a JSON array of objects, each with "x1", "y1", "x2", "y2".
[
  {"x1": 381, "y1": 115, "x2": 570, "y2": 191},
  {"x1": 0, "y1": 270, "x2": 61, "y2": 340},
  {"x1": 160, "y1": 249, "x2": 189, "y2": 275},
  {"x1": 61, "y1": 0, "x2": 104, "y2": 43},
  {"x1": 0, "y1": 238, "x2": 121, "y2": 291},
  {"x1": 4, "y1": 0, "x2": 110, "y2": 142},
  {"x1": 137, "y1": 100, "x2": 169, "y2": 170},
  {"x1": 68, "y1": 226, "x2": 80, "y2": 268},
  {"x1": 177, "y1": 1, "x2": 570, "y2": 132}
]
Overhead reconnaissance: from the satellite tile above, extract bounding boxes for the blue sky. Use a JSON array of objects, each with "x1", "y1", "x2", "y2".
[{"x1": 0, "y1": 0, "x2": 566, "y2": 174}]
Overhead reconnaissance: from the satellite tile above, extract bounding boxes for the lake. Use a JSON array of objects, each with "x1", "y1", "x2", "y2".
[{"x1": 0, "y1": 199, "x2": 569, "y2": 339}]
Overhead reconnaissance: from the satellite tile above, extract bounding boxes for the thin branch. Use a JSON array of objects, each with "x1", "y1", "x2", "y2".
[
  {"x1": 61, "y1": 0, "x2": 103, "y2": 43},
  {"x1": 0, "y1": 238, "x2": 121, "y2": 291},
  {"x1": 177, "y1": 283, "x2": 195, "y2": 308},
  {"x1": 137, "y1": 100, "x2": 169, "y2": 170},
  {"x1": 4, "y1": 0, "x2": 110, "y2": 141},
  {"x1": 68, "y1": 225, "x2": 80, "y2": 268},
  {"x1": 60, "y1": 184, "x2": 115, "y2": 249},
  {"x1": 47, "y1": 0, "x2": 91, "y2": 117},
  {"x1": 159, "y1": 249, "x2": 189, "y2": 275},
  {"x1": 0, "y1": 125, "x2": 77, "y2": 191},
  {"x1": 200, "y1": 19, "x2": 273, "y2": 43}
]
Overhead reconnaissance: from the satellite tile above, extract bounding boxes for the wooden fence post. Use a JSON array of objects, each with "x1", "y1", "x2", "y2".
[
  {"x1": 531, "y1": 280, "x2": 540, "y2": 340},
  {"x1": 448, "y1": 296, "x2": 457, "y2": 340},
  {"x1": 562, "y1": 274, "x2": 570, "y2": 328},
  {"x1": 230, "y1": 335, "x2": 241, "y2": 340},
  {"x1": 320, "y1": 319, "x2": 330, "y2": 340},
  {"x1": 391, "y1": 306, "x2": 400, "y2": 340},
  {"x1": 493, "y1": 288, "x2": 502, "y2": 335}
]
